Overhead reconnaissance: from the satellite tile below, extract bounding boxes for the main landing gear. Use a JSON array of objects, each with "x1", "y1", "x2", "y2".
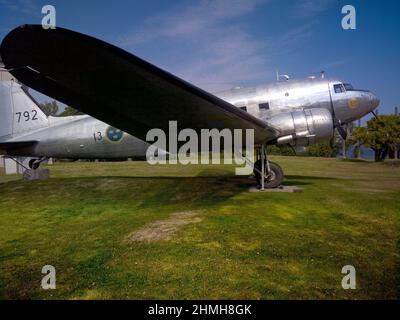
[
  {"x1": 28, "y1": 157, "x2": 47, "y2": 170},
  {"x1": 253, "y1": 145, "x2": 284, "y2": 189}
]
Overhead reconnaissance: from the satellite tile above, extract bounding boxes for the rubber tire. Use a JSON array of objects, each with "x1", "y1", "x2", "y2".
[
  {"x1": 254, "y1": 160, "x2": 284, "y2": 189},
  {"x1": 28, "y1": 159, "x2": 40, "y2": 170}
]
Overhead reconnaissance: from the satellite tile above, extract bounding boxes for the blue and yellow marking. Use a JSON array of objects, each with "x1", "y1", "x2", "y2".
[{"x1": 106, "y1": 126, "x2": 125, "y2": 143}]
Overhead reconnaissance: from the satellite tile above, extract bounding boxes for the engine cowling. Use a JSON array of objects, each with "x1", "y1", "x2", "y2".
[{"x1": 268, "y1": 108, "x2": 334, "y2": 146}]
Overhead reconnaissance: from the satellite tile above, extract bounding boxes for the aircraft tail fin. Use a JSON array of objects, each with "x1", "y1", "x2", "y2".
[{"x1": 0, "y1": 80, "x2": 48, "y2": 139}]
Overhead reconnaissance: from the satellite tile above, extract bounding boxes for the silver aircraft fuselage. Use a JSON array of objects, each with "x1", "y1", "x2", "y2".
[
  {"x1": 218, "y1": 77, "x2": 378, "y2": 123},
  {"x1": 21, "y1": 115, "x2": 151, "y2": 159},
  {"x1": 6, "y1": 77, "x2": 379, "y2": 159}
]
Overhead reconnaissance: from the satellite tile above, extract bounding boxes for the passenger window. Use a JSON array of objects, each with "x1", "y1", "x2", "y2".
[
  {"x1": 259, "y1": 103, "x2": 270, "y2": 110},
  {"x1": 334, "y1": 84, "x2": 345, "y2": 93},
  {"x1": 239, "y1": 106, "x2": 247, "y2": 112}
]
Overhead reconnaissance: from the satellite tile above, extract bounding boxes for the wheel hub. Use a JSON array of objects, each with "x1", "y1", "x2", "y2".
[{"x1": 266, "y1": 169, "x2": 276, "y2": 182}]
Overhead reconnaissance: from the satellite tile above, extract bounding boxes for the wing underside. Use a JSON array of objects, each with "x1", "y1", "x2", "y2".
[
  {"x1": 0, "y1": 140, "x2": 38, "y2": 151},
  {"x1": 0, "y1": 25, "x2": 279, "y2": 145}
]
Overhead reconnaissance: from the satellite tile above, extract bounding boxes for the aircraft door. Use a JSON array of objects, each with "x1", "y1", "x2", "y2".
[{"x1": 328, "y1": 82, "x2": 348, "y2": 122}]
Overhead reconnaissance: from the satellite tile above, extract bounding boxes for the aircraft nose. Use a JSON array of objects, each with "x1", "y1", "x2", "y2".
[{"x1": 370, "y1": 93, "x2": 380, "y2": 111}]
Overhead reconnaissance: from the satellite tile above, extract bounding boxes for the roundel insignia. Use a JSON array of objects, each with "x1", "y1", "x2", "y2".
[
  {"x1": 348, "y1": 98, "x2": 359, "y2": 109},
  {"x1": 106, "y1": 126, "x2": 125, "y2": 143}
]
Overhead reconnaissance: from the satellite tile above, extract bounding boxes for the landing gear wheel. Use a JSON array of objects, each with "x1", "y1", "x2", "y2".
[
  {"x1": 254, "y1": 160, "x2": 284, "y2": 189},
  {"x1": 29, "y1": 159, "x2": 40, "y2": 170}
]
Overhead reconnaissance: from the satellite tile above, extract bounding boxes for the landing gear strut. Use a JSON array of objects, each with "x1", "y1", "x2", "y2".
[{"x1": 253, "y1": 145, "x2": 284, "y2": 189}]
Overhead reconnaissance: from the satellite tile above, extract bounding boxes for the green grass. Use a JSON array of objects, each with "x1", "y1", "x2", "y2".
[{"x1": 0, "y1": 157, "x2": 399, "y2": 299}]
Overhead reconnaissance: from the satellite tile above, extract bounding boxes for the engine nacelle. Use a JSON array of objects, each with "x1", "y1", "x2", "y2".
[{"x1": 268, "y1": 108, "x2": 334, "y2": 146}]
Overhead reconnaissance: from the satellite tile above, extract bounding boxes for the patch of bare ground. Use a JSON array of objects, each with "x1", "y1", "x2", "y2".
[{"x1": 124, "y1": 212, "x2": 202, "y2": 243}]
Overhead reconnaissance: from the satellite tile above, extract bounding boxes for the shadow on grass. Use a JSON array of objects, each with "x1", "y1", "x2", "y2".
[
  {"x1": 0, "y1": 172, "x2": 336, "y2": 189},
  {"x1": 0, "y1": 175, "x2": 253, "y2": 213},
  {"x1": 340, "y1": 158, "x2": 375, "y2": 163},
  {"x1": 43, "y1": 173, "x2": 335, "y2": 189},
  {"x1": 283, "y1": 175, "x2": 335, "y2": 186}
]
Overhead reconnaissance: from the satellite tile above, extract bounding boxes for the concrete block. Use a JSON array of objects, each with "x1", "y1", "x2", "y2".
[
  {"x1": 22, "y1": 169, "x2": 50, "y2": 181},
  {"x1": 249, "y1": 185, "x2": 303, "y2": 193}
]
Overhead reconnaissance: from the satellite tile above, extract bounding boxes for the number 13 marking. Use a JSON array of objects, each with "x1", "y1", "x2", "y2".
[{"x1": 94, "y1": 131, "x2": 103, "y2": 141}]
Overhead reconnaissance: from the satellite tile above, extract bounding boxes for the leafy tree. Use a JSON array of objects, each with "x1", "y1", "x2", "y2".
[
  {"x1": 350, "y1": 115, "x2": 400, "y2": 161},
  {"x1": 308, "y1": 142, "x2": 334, "y2": 157},
  {"x1": 266, "y1": 145, "x2": 295, "y2": 156},
  {"x1": 267, "y1": 145, "x2": 285, "y2": 155},
  {"x1": 39, "y1": 100, "x2": 59, "y2": 116},
  {"x1": 268, "y1": 141, "x2": 337, "y2": 158},
  {"x1": 59, "y1": 106, "x2": 85, "y2": 116}
]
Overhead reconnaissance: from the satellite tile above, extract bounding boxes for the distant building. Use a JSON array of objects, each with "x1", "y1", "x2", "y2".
[{"x1": 1, "y1": 156, "x2": 31, "y2": 175}]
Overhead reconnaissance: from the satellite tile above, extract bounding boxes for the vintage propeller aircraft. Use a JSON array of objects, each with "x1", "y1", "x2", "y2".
[{"x1": 0, "y1": 25, "x2": 379, "y2": 188}]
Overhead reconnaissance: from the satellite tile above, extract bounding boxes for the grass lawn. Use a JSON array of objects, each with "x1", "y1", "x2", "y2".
[{"x1": 0, "y1": 156, "x2": 399, "y2": 299}]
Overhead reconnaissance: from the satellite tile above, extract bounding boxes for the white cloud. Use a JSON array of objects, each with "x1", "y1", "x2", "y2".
[
  {"x1": 120, "y1": 0, "x2": 264, "y2": 47},
  {"x1": 277, "y1": 23, "x2": 314, "y2": 52},
  {"x1": 119, "y1": 0, "x2": 272, "y2": 92},
  {"x1": 175, "y1": 26, "x2": 271, "y2": 91},
  {"x1": 292, "y1": 0, "x2": 335, "y2": 19},
  {"x1": 0, "y1": 0, "x2": 38, "y2": 15},
  {"x1": 118, "y1": 0, "x2": 333, "y2": 92}
]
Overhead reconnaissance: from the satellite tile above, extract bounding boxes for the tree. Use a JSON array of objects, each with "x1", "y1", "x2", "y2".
[
  {"x1": 58, "y1": 106, "x2": 85, "y2": 117},
  {"x1": 267, "y1": 142, "x2": 336, "y2": 158},
  {"x1": 350, "y1": 115, "x2": 400, "y2": 161},
  {"x1": 308, "y1": 142, "x2": 334, "y2": 157},
  {"x1": 39, "y1": 100, "x2": 59, "y2": 116}
]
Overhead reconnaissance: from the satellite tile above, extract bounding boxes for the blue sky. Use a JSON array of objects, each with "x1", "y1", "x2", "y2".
[{"x1": 0, "y1": 0, "x2": 399, "y2": 117}]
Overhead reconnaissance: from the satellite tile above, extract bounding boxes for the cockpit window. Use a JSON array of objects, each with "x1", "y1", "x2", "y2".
[
  {"x1": 343, "y1": 83, "x2": 354, "y2": 91},
  {"x1": 334, "y1": 84, "x2": 345, "y2": 93}
]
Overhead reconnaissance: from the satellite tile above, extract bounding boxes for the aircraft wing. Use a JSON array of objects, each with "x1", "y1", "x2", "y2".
[{"x1": 0, "y1": 25, "x2": 279, "y2": 144}]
